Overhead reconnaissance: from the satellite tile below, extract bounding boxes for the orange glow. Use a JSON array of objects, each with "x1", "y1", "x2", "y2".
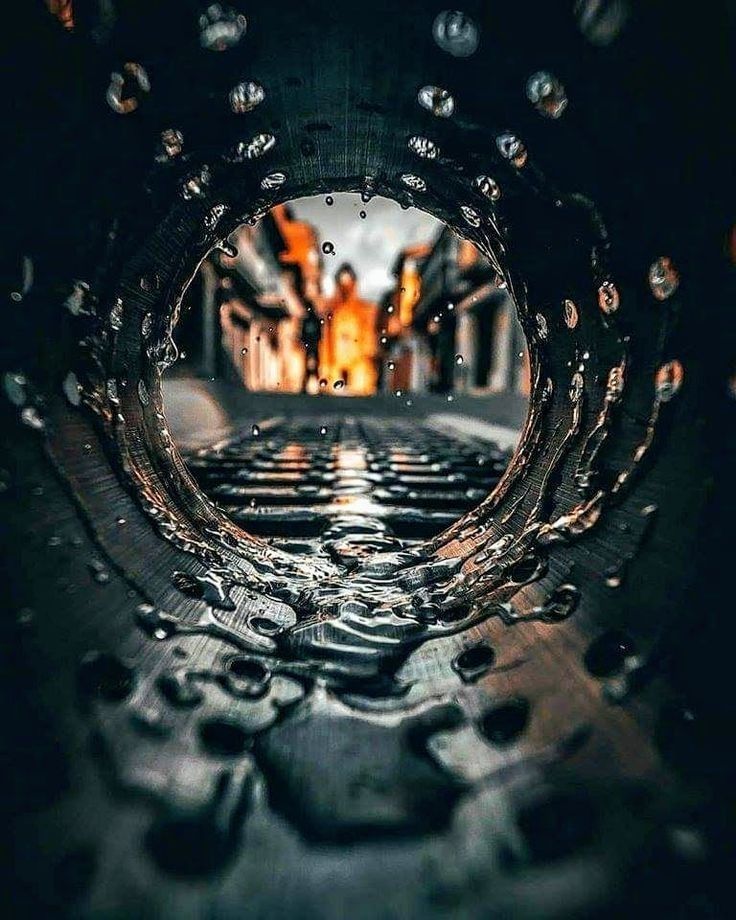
[
  {"x1": 46, "y1": 0, "x2": 74, "y2": 29},
  {"x1": 385, "y1": 290, "x2": 402, "y2": 337},
  {"x1": 272, "y1": 204, "x2": 322, "y2": 303},
  {"x1": 321, "y1": 270, "x2": 379, "y2": 395},
  {"x1": 457, "y1": 238, "x2": 481, "y2": 271}
]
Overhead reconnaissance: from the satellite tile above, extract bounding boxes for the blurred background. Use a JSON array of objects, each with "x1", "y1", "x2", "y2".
[{"x1": 171, "y1": 194, "x2": 530, "y2": 402}]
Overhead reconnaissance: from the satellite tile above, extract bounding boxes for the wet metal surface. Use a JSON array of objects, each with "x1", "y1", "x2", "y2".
[{"x1": 4, "y1": 2, "x2": 734, "y2": 917}]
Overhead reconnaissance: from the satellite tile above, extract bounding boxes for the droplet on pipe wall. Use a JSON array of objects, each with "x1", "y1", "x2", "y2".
[
  {"x1": 417, "y1": 85, "x2": 455, "y2": 118},
  {"x1": 400, "y1": 174, "x2": 427, "y2": 192},
  {"x1": 655, "y1": 360, "x2": 684, "y2": 402},
  {"x1": 597, "y1": 281, "x2": 620, "y2": 315},
  {"x1": 526, "y1": 71, "x2": 568, "y2": 118},
  {"x1": 432, "y1": 10, "x2": 480, "y2": 57},
  {"x1": 234, "y1": 133, "x2": 276, "y2": 160},
  {"x1": 261, "y1": 172, "x2": 287, "y2": 190},
  {"x1": 475, "y1": 175, "x2": 501, "y2": 201},
  {"x1": 496, "y1": 133, "x2": 528, "y2": 168},
  {"x1": 229, "y1": 81, "x2": 265, "y2": 113},
  {"x1": 199, "y1": 5, "x2": 248, "y2": 51},
  {"x1": 563, "y1": 299, "x2": 579, "y2": 329},
  {"x1": 648, "y1": 257, "x2": 679, "y2": 300},
  {"x1": 408, "y1": 135, "x2": 440, "y2": 159}
]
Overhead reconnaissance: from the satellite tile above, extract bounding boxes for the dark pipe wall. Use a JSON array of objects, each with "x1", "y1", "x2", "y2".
[{"x1": 3, "y1": 2, "x2": 736, "y2": 916}]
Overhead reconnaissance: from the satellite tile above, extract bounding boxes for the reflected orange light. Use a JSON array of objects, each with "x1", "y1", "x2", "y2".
[{"x1": 46, "y1": 0, "x2": 74, "y2": 29}]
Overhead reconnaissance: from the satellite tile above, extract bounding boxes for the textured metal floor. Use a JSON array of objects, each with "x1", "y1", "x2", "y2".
[{"x1": 187, "y1": 415, "x2": 513, "y2": 550}]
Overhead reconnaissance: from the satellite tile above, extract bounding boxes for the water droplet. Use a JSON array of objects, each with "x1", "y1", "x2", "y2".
[
  {"x1": 88, "y1": 558, "x2": 110, "y2": 584},
  {"x1": 563, "y1": 298, "x2": 579, "y2": 329},
  {"x1": 21, "y1": 406, "x2": 45, "y2": 430},
  {"x1": 569, "y1": 371, "x2": 584, "y2": 403},
  {"x1": 109, "y1": 298, "x2": 124, "y2": 330},
  {"x1": 64, "y1": 280, "x2": 92, "y2": 316},
  {"x1": 235, "y1": 133, "x2": 276, "y2": 160},
  {"x1": 250, "y1": 616, "x2": 281, "y2": 636},
  {"x1": 140, "y1": 272, "x2": 160, "y2": 293},
  {"x1": 159, "y1": 128, "x2": 183, "y2": 159},
  {"x1": 455, "y1": 354, "x2": 464, "y2": 365},
  {"x1": 575, "y1": 0, "x2": 629, "y2": 47},
  {"x1": 539, "y1": 584, "x2": 580, "y2": 622},
  {"x1": 496, "y1": 133, "x2": 528, "y2": 167},
  {"x1": 251, "y1": 423, "x2": 261, "y2": 437},
  {"x1": 240, "y1": 347, "x2": 248, "y2": 355},
  {"x1": 136, "y1": 604, "x2": 180, "y2": 640},
  {"x1": 453, "y1": 644, "x2": 495, "y2": 681},
  {"x1": 526, "y1": 71, "x2": 568, "y2": 118},
  {"x1": 417, "y1": 85, "x2": 455, "y2": 117},
  {"x1": 224, "y1": 656, "x2": 271, "y2": 697},
  {"x1": 156, "y1": 669, "x2": 204, "y2": 707},
  {"x1": 141, "y1": 312, "x2": 153, "y2": 339},
  {"x1": 325, "y1": 195, "x2": 334, "y2": 206},
  {"x1": 400, "y1": 173, "x2": 427, "y2": 192},
  {"x1": 387, "y1": 361, "x2": 395, "y2": 370},
  {"x1": 474, "y1": 174, "x2": 501, "y2": 201},
  {"x1": 432, "y1": 10, "x2": 479, "y2": 57},
  {"x1": 319, "y1": 426, "x2": 328, "y2": 437},
  {"x1": 218, "y1": 239, "x2": 238, "y2": 258},
  {"x1": 648, "y1": 256, "x2": 679, "y2": 300},
  {"x1": 106, "y1": 62, "x2": 150, "y2": 115},
  {"x1": 460, "y1": 205, "x2": 480, "y2": 227},
  {"x1": 4, "y1": 371, "x2": 27, "y2": 406},
  {"x1": 333, "y1": 379, "x2": 345, "y2": 390},
  {"x1": 655, "y1": 359, "x2": 684, "y2": 402},
  {"x1": 322, "y1": 240, "x2": 335, "y2": 255},
  {"x1": 63, "y1": 371, "x2": 81, "y2": 406},
  {"x1": 408, "y1": 135, "x2": 440, "y2": 159},
  {"x1": 359, "y1": 210, "x2": 367, "y2": 219},
  {"x1": 229, "y1": 80, "x2": 265, "y2": 112},
  {"x1": 597, "y1": 280, "x2": 620, "y2": 314},
  {"x1": 137, "y1": 379, "x2": 149, "y2": 406},
  {"x1": 479, "y1": 698, "x2": 530, "y2": 744},
  {"x1": 199, "y1": 5, "x2": 247, "y2": 51},
  {"x1": 261, "y1": 171, "x2": 286, "y2": 189},
  {"x1": 182, "y1": 165, "x2": 211, "y2": 199}
]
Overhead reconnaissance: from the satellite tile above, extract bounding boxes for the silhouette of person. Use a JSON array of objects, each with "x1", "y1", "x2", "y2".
[
  {"x1": 300, "y1": 302, "x2": 322, "y2": 393},
  {"x1": 324, "y1": 263, "x2": 378, "y2": 394}
]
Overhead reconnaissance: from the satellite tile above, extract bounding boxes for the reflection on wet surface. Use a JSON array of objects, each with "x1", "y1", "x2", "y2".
[{"x1": 187, "y1": 416, "x2": 512, "y2": 550}]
